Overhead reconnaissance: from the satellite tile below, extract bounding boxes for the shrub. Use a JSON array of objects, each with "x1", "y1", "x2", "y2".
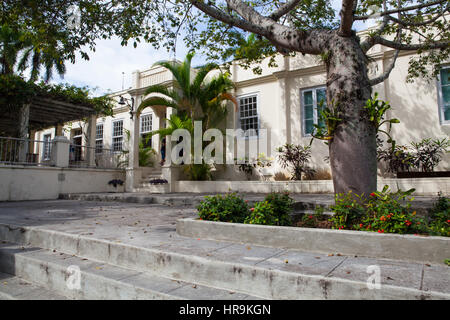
[
  {"x1": 427, "y1": 192, "x2": 450, "y2": 236},
  {"x1": 197, "y1": 193, "x2": 249, "y2": 223},
  {"x1": 300, "y1": 207, "x2": 329, "y2": 228},
  {"x1": 330, "y1": 186, "x2": 428, "y2": 234},
  {"x1": 263, "y1": 192, "x2": 293, "y2": 226},
  {"x1": 244, "y1": 192, "x2": 294, "y2": 226},
  {"x1": 277, "y1": 143, "x2": 315, "y2": 180},
  {"x1": 377, "y1": 143, "x2": 414, "y2": 173},
  {"x1": 410, "y1": 138, "x2": 450, "y2": 172},
  {"x1": 184, "y1": 163, "x2": 212, "y2": 181},
  {"x1": 329, "y1": 191, "x2": 365, "y2": 230},
  {"x1": 244, "y1": 201, "x2": 276, "y2": 225}
]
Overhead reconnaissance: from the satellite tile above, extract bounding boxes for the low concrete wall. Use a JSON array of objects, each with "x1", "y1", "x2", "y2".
[
  {"x1": 173, "y1": 178, "x2": 450, "y2": 196},
  {"x1": 177, "y1": 218, "x2": 450, "y2": 264},
  {"x1": 0, "y1": 165, "x2": 125, "y2": 201}
]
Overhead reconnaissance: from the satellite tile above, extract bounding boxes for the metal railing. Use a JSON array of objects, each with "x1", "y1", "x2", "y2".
[
  {"x1": 0, "y1": 136, "x2": 54, "y2": 166},
  {"x1": 68, "y1": 143, "x2": 124, "y2": 169}
]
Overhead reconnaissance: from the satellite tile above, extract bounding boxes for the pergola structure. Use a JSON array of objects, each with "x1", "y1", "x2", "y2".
[
  {"x1": 0, "y1": 95, "x2": 99, "y2": 164},
  {"x1": 0, "y1": 96, "x2": 99, "y2": 137}
]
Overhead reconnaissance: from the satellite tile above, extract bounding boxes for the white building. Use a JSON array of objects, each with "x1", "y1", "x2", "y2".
[{"x1": 25, "y1": 27, "x2": 449, "y2": 196}]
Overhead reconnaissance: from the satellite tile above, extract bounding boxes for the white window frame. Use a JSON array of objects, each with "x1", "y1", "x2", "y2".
[
  {"x1": 111, "y1": 119, "x2": 124, "y2": 153},
  {"x1": 237, "y1": 92, "x2": 260, "y2": 139},
  {"x1": 42, "y1": 134, "x2": 52, "y2": 161},
  {"x1": 437, "y1": 65, "x2": 450, "y2": 125},
  {"x1": 301, "y1": 86, "x2": 327, "y2": 137},
  {"x1": 95, "y1": 123, "x2": 104, "y2": 153},
  {"x1": 140, "y1": 113, "x2": 153, "y2": 135}
]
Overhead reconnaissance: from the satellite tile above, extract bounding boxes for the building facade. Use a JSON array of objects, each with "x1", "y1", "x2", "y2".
[{"x1": 33, "y1": 34, "x2": 450, "y2": 185}]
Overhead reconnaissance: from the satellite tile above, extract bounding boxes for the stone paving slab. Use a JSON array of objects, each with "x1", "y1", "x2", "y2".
[
  {"x1": 0, "y1": 199, "x2": 448, "y2": 299},
  {"x1": 0, "y1": 272, "x2": 68, "y2": 300}
]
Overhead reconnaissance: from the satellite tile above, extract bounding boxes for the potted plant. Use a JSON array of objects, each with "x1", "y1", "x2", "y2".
[{"x1": 107, "y1": 179, "x2": 124, "y2": 193}]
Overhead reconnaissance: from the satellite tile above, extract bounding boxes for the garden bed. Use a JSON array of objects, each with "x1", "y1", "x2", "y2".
[
  {"x1": 397, "y1": 171, "x2": 450, "y2": 178},
  {"x1": 176, "y1": 218, "x2": 450, "y2": 264}
]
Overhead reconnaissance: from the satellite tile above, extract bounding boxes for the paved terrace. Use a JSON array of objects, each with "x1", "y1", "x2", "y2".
[{"x1": 0, "y1": 196, "x2": 448, "y2": 299}]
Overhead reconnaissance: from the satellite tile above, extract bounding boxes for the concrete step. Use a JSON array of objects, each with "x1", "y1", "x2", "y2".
[
  {"x1": 0, "y1": 242, "x2": 257, "y2": 300},
  {"x1": 134, "y1": 184, "x2": 170, "y2": 194},
  {"x1": 0, "y1": 272, "x2": 68, "y2": 300},
  {"x1": 141, "y1": 172, "x2": 163, "y2": 181},
  {"x1": 1, "y1": 224, "x2": 448, "y2": 300}
]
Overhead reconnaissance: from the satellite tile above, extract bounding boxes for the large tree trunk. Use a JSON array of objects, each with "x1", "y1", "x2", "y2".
[{"x1": 326, "y1": 34, "x2": 377, "y2": 197}]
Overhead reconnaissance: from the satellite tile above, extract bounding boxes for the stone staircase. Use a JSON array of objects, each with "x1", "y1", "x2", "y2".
[
  {"x1": 0, "y1": 222, "x2": 448, "y2": 300},
  {"x1": 133, "y1": 166, "x2": 170, "y2": 194}
]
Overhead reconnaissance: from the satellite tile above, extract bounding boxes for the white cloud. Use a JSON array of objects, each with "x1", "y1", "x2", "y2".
[{"x1": 55, "y1": 36, "x2": 205, "y2": 96}]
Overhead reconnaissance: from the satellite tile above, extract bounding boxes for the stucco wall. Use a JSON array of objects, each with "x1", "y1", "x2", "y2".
[{"x1": 0, "y1": 166, "x2": 125, "y2": 201}]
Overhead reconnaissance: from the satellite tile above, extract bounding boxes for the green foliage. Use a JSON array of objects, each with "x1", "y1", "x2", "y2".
[
  {"x1": 427, "y1": 192, "x2": 450, "y2": 237},
  {"x1": 410, "y1": 138, "x2": 450, "y2": 172},
  {"x1": 277, "y1": 143, "x2": 315, "y2": 180},
  {"x1": 300, "y1": 207, "x2": 328, "y2": 228},
  {"x1": 244, "y1": 192, "x2": 293, "y2": 226},
  {"x1": 197, "y1": 193, "x2": 249, "y2": 223},
  {"x1": 377, "y1": 141, "x2": 415, "y2": 173},
  {"x1": 365, "y1": 92, "x2": 400, "y2": 142},
  {"x1": 263, "y1": 192, "x2": 293, "y2": 226},
  {"x1": 197, "y1": 192, "x2": 294, "y2": 226},
  {"x1": 138, "y1": 53, "x2": 235, "y2": 132},
  {"x1": 244, "y1": 201, "x2": 277, "y2": 225},
  {"x1": 184, "y1": 163, "x2": 212, "y2": 181},
  {"x1": 378, "y1": 137, "x2": 450, "y2": 173},
  {"x1": 0, "y1": 74, "x2": 35, "y2": 112},
  {"x1": 116, "y1": 129, "x2": 157, "y2": 168},
  {"x1": 139, "y1": 136, "x2": 157, "y2": 167},
  {"x1": 358, "y1": 186, "x2": 424, "y2": 234},
  {"x1": 0, "y1": 74, "x2": 114, "y2": 116},
  {"x1": 330, "y1": 186, "x2": 432, "y2": 235},
  {"x1": 329, "y1": 191, "x2": 365, "y2": 230},
  {"x1": 311, "y1": 100, "x2": 342, "y2": 142}
]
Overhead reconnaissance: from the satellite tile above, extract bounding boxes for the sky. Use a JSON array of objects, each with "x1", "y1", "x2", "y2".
[{"x1": 52, "y1": 1, "x2": 378, "y2": 96}]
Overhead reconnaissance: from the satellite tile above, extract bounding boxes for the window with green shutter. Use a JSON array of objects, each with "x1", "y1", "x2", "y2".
[
  {"x1": 439, "y1": 67, "x2": 450, "y2": 123},
  {"x1": 301, "y1": 87, "x2": 327, "y2": 135}
]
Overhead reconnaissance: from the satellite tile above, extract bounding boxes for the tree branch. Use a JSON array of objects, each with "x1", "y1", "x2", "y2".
[
  {"x1": 269, "y1": 0, "x2": 302, "y2": 21},
  {"x1": 371, "y1": 35, "x2": 450, "y2": 50},
  {"x1": 339, "y1": 0, "x2": 357, "y2": 37},
  {"x1": 386, "y1": 8, "x2": 449, "y2": 27},
  {"x1": 191, "y1": 0, "x2": 328, "y2": 54},
  {"x1": 369, "y1": 49, "x2": 400, "y2": 86},
  {"x1": 354, "y1": 0, "x2": 447, "y2": 20}
]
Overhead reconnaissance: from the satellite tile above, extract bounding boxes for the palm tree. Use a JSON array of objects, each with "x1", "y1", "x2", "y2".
[
  {"x1": 137, "y1": 53, "x2": 236, "y2": 131},
  {"x1": 0, "y1": 24, "x2": 66, "y2": 82},
  {"x1": 137, "y1": 53, "x2": 236, "y2": 180}
]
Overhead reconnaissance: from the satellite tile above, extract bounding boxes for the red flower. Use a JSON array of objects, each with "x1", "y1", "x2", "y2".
[
  {"x1": 308, "y1": 215, "x2": 313, "y2": 219},
  {"x1": 250, "y1": 208, "x2": 255, "y2": 212},
  {"x1": 359, "y1": 223, "x2": 363, "y2": 228},
  {"x1": 405, "y1": 220, "x2": 412, "y2": 226},
  {"x1": 370, "y1": 192, "x2": 376, "y2": 197},
  {"x1": 380, "y1": 216, "x2": 386, "y2": 221},
  {"x1": 447, "y1": 220, "x2": 450, "y2": 224},
  {"x1": 378, "y1": 229, "x2": 384, "y2": 233}
]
